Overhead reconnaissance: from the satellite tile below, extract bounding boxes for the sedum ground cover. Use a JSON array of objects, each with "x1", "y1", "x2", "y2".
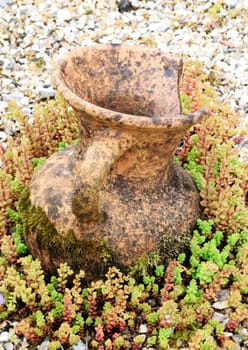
[{"x1": 0, "y1": 60, "x2": 247, "y2": 350}]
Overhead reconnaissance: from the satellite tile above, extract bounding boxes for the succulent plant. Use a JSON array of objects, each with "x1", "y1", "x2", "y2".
[{"x1": 0, "y1": 59, "x2": 247, "y2": 349}]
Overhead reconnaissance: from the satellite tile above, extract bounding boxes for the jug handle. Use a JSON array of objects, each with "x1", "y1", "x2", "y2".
[{"x1": 71, "y1": 134, "x2": 132, "y2": 223}]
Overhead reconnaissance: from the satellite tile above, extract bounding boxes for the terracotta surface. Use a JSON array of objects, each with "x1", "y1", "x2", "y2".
[{"x1": 26, "y1": 44, "x2": 208, "y2": 277}]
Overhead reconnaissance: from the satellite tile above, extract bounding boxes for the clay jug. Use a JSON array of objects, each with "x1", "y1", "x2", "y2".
[{"x1": 24, "y1": 45, "x2": 207, "y2": 279}]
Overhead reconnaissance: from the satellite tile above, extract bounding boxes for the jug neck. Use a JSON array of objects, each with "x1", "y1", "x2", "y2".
[
  {"x1": 74, "y1": 116, "x2": 185, "y2": 182},
  {"x1": 112, "y1": 141, "x2": 177, "y2": 182}
]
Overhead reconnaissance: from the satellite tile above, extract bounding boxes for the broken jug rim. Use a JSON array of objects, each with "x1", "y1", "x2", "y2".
[{"x1": 52, "y1": 45, "x2": 208, "y2": 131}]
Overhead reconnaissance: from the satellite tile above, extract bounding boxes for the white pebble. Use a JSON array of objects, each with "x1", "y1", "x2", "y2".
[
  {"x1": 57, "y1": 9, "x2": 72, "y2": 22},
  {"x1": 224, "y1": 0, "x2": 238, "y2": 8},
  {"x1": 4, "y1": 343, "x2": 14, "y2": 350},
  {"x1": 0, "y1": 331, "x2": 11, "y2": 342},
  {"x1": 212, "y1": 300, "x2": 229, "y2": 310},
  {"x1": 139, "y1": 324, "x2": 148, "y2": 334},
  {"x1": 239, "y1": 328, "x2": 248, "y2": 337},
  {"x1": 72, "y1": 340, "x2": 86, "y2": 350},
  {"x1": 0, "y1": 131, "x2": 7, "y2": 141},
  {"x1": 226, "y1": 29, "x2": 239, "y2": 39}
]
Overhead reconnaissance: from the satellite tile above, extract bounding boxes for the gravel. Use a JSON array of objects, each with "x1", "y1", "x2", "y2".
[
  {"x1": 0, "y1": 0, "x2": 248, "y2": 348},
  {"x1": 0, "y1": 0, "x2": 248, "y2": 122}
]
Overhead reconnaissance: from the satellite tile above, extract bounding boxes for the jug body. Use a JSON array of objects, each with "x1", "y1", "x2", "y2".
[{"x1": 24, "y1": 45, "x2": 208, "y2": 279}]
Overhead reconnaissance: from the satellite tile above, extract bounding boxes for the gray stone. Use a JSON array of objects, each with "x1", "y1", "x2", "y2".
[
  {"x1": 0, "y1": 0, "x2": 13, "y2": 8},
  {"x1": 118, "y1": 0, "x2": 132, "y2": 13},
  {"x1": 215, "y1": 289, "x2": 230, "y2": 301},
  {"x1": 3, "y1": 58, "x2": 15, "y2": 70},
  {"x1": 212, "y1": 311, "x2": 229, "y2": 324},
  {"x1": 38, "y1": 88, "x2": 55, "y2": 100},
  {"x1": 37, "y1": 338, "x2": 50, "y2": 350},
  {"x1": 72, "y1": 340, "x2": 86, "y2": 350},
  {"x1": 22, "y1": 107, "x2": 32, "y2": 116},
  {"x1": 232, "y1": 334, "x2": 243, "y2": 344}
]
